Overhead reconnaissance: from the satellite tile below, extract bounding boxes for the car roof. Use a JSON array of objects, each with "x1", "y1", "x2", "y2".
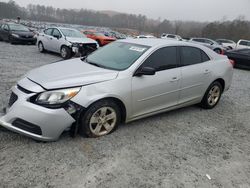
[
  {"x1": 119, "y1": 38, "x2": 198, "y2": 48},
  {"x1": 46, "y1": 27, "x2": 78, "y2": 31}
]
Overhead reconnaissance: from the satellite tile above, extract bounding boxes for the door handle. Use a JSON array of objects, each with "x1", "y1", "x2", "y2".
[
  {"x1": 170, "y1": 77, "x2": 179, "y2": 82},
  {"x1": 204, "y1": 69, "x2": 211, "y2": 74}
]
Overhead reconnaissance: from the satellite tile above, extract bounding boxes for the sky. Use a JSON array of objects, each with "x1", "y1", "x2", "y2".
[{"x1": 3, "y1": 0, "x2": 250, "y2": 21}]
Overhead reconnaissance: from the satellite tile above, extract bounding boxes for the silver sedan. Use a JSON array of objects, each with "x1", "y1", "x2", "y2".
[{"x1": 0, "y1": 39, "x2": 234, "y2": 141}]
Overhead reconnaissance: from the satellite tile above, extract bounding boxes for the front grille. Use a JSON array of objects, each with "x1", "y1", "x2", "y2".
[
  {"x1": 12, "y1": 119, "x2": 42, "y2": 135},
  {"x1": 8, "y1": 92, "x2": 18, "y2": 107},
  {"x1": 20, "y1": 35, "x2": 33, "y2": 39},
  {"x1": 79, "y1": 43, "x2": 97, "y2": 56}
]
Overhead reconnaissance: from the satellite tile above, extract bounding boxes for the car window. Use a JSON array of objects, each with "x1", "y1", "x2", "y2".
[
  {"x1": 60, "y1": 28, "x2": 86, "y2": 38},
  {"x1": 201, "y1": 50, "x2": 210, "y2": 62},
  {"x1": 204, "y1": 39, "x2": 213, "y2": 44},
  {"x1": 180, "y1": 46, "x2": 205, "y2": 66},
  {"x1": 193, "y1": 39, "x2": 204, "y2": 43},
  {"x1": 3, "y1": 24, "x2": 9, "y2": 30},
  {"x1": 167, "y1": 35, "x2": 176, "y2": 39},
  {"x1": 44, "y1": 28, "x2": 53, "y2": 36},
  {"x1": 142, "y1": 47, "x2": 178, "y2": 71},
  {"x1": 239, "y1": 40, "x2": 250, "y2": 46},
  {"x1": 52, "y1": 29, "x2": 61, "y2": 38}
]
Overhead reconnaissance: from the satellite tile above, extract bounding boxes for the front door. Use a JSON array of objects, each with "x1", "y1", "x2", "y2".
[{"x1": 132, "y1": 46, "x2": 181, "y2": 118}]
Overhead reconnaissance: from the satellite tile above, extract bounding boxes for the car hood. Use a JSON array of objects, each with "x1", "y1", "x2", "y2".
[
  {"x1": 66, "y1": 37, "x2": 97, "y2": 44},
  {"x1": 12, "y1": 31, "x2": 34, "y2": 37},
  {"x1": 25, "y1": 58, "x2": 118, "y2": 90}
]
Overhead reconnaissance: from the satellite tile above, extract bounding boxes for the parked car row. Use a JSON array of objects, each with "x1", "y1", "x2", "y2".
[{"x1": 0, "y1": 21, "x2": 249, "y2": 70}]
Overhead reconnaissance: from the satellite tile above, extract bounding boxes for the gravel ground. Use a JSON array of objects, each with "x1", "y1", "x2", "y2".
[{"x1": 0, "y1": 41, "x2": 250, "y2": 188}]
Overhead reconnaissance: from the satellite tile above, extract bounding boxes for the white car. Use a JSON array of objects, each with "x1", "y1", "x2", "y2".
[
  {"x1": 161, "y1": 33, "x2": 182, "y2": 41},
  {"x1": 0, "y1": 39, "x2": 233, "y2": 141},
  {"x1": 136, "y1": 35, "x2": 156, "y2": 39},
  {"x1": 216, "y1": 39, "x2": 236, "y2": 50},
  {"x1": 236, "y1": 39, "x2": 250, "y2": 49},
  {"x1": 37, "y1": 27, "x2": 98, "y2": 59}
]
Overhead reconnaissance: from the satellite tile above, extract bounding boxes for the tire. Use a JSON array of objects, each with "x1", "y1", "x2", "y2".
[
  {"x1": 214, "y1": 48, "x2": 222, "y2": 54},
  {"x1": 200, "y1": 81, "x2": 223, "y2": 109},
  {"x1": 60, "y1": 46, "x2": 72, "y2": 59},
  {"x1": 79, "y1": 100, "x2": 121, "y2": 138},
  {"x1": 38, "y1": 42, "x2": 45, "y2": 53}
]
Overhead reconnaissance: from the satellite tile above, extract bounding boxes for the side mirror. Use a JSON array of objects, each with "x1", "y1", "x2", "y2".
[
  {"x1": 53, "y1": 35, "x2": 60, "y2": 39},
  {"x1": 134, "y1": 67, "x2": 156, "y2": 77}
]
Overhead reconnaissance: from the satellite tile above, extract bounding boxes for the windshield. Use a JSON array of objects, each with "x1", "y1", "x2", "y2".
[
  {"x1": 9, "y1": 24, "x2": 29, "y2": 32},
  {"x1": 95, "y1": 32, "x2": 106, "y2": 37},
  {"x1": 60, "y1": 29, "x2": 86, "y2": 38},
  {"x1": 86, "y1": 42, "x2": 150, "y2": 70}
]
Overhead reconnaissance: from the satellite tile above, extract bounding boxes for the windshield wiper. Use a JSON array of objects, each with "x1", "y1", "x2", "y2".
[{"x1": 83, "y1": 58, "x2": 104, "y2": 68}]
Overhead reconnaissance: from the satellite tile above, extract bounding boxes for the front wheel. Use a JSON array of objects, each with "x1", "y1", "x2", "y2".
[
  {"x1": 200, "y1": 81, "x2": 222, "y2": 109},
  {"x1": 38, "y1": 42, "x2": 45, "y2": 53},
  {"x1": 79, "y1": 100, "x2": 121, "y2": 138},
  {"x1": 60, "y1": 46, "x2": 72, "y2": 59}
]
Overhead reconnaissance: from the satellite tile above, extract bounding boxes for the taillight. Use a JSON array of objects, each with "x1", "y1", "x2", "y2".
[
  {"x1": 221, "y1": 49, "x2": 224, "y2": 55},
  {"x1": 229, "y1": 59, "x2": 235, "y2": 67}
]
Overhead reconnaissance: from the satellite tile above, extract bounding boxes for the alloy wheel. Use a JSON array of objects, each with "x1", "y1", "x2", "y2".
[
  {"x1": 207, "y1": 85, "x2": 221, "y2": 106},
  {"x1": 89, "y1": 107, "x2": 117, "y2": 136}
]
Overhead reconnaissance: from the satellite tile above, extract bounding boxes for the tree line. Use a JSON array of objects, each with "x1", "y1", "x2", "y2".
[{"x1": 0, "y1": 0, "x2": 249, "y2": 40}]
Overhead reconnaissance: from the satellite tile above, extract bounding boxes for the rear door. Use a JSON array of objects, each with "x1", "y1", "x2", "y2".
[
  {"x1": 132, "y1": 46, "x2": 181, "y2": 118},
  {"x1": 179, "y1": 46, "x2": 213, "y2": 104}
]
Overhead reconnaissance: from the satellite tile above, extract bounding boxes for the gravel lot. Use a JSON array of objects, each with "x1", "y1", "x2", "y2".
[{"x1": 0, "y1": 41, "x2": 250, "y2": 188}]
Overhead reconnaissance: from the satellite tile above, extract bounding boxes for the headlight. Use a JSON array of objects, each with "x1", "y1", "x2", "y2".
[
  {"x1": 71, "y1": 43, "x2": 79, "y2": 47},
  {"x1": 11, "y1": 34, "x2": 20, "y2": 38},
  {"x1": 35, "y1": 87, "x2": 81, "y2": 105}
]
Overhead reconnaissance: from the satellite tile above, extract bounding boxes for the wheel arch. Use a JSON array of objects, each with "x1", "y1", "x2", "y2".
[
  {"x1": 60, "y1": 44, "x2": 71, "y2": 50},
  {"x1": 212, "y1": 78, "x2": 225, "y2": 92},
  {"x1": 86, "y1": 97, "x2": 127, "y2": 123}
]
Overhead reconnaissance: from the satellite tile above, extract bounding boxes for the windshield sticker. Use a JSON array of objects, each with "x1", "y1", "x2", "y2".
[{"x1": 129, "y1": 46, "x2": 146, "y2": 52}]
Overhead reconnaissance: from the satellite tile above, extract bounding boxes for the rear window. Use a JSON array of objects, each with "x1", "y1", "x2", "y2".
[
  {"x1": 239, "y1": 41, "x2": 250, "y2": 46},
  {"x1": 180, "y1": 47, "x2": 210, "y2": 66},
  {"x1": 167, "y1": 35, "x2": 176, "y2": 39},
  {"x1": 193, "y1": 39, "x2": 204, "y2": 43}
]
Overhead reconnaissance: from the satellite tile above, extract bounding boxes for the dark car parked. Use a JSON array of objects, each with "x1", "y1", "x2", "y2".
[
  {"x1": 0, "y1": 22, "x2": 37, "y2": 44},
  {"x1": 225, "y1": 49, "x2": 250, "y2": 69}
]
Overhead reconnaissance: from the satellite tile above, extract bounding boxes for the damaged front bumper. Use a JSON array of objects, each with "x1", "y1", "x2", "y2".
[{"x1": 0, "y1": 85, "x2": 77, "y2": 141}]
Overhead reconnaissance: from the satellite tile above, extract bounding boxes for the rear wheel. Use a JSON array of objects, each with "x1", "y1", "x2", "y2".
[
  {"x1": 38, "y1": 42, "x2": 45, "y2": 53},
  {"x1": 79, "y1": 100, "x2": 121, "y2": 138},
  {"x1": 60, "y1": 46, "x2": 72, "y2": 59},
  {"x1": 200, "y1": 81, "x2": 222, "y2": 109}
]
